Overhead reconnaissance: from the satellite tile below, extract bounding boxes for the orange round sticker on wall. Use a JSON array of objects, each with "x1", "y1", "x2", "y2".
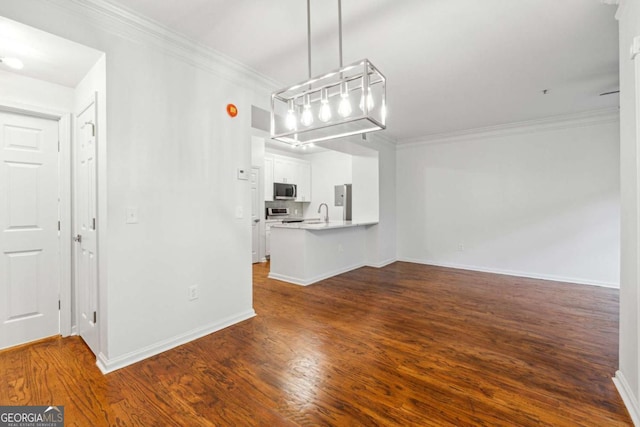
[{"x1": 226, "y1": 104, "x2": 238, "y2": 117}]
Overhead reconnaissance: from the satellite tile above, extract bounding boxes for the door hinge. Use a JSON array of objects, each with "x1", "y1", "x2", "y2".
[
  {"x1": 57, "y1": 140, "x2": 60, "y2": 152},
  {"x1": 92, "y1": 218, "x2": 96, "y2": 230},
  {"x1": 58, "y1": 300, "x2": 61, "y2": 310},
  {"x1": 58, "y1": 221, "x2": 61, "y2": 231},
  {"x1": 93, "y1": 311, "x2": 97, "y2": 324}
]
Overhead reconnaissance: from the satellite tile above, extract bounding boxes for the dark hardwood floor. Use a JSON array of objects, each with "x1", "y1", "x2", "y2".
[{"x1": 0, "y1": 262, "x2": 632, "y2": 426}]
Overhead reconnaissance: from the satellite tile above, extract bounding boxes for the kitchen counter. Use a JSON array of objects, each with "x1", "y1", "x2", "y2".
[
  {"x1": 268, "y1": 220, "x2": 378, "y2": 286},
  {"x1": 271, "y1": 220, "x2": 377, "y2": 231}
]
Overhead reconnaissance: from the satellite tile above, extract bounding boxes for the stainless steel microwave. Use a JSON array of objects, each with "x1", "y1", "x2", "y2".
[{"x1": 274, "y1": 182, "x2": 297, "y2": 200}]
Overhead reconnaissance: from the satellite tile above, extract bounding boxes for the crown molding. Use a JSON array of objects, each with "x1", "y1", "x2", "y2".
[
  {"x1": 47, "y1": 0, "x2": 281, "y2": 95},
  {"x1": 396, "y1": 107, "x2": 620, "y2": 150}
]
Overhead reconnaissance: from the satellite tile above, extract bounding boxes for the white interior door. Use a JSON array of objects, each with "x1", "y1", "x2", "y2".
[
  {"x1": 75, "y1": 98, "x2": 99, "y2": 355},
  {"x1": 0, "y1": 111, "x2": 60, "y2": 350},
  {"x1": 251, "y1": 167, "x2": 260, "y2": 263}
]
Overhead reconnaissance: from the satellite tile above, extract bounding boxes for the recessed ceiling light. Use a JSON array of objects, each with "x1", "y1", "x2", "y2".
[{"x1": 0, "y1": 57, "x2": 24, "y2": 70}]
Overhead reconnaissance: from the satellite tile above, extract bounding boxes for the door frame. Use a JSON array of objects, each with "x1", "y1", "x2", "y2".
[
  {"x1": 251, "y1": 165, "x2": 262, "y2": 263},
  {"x1": 0, "y1": 100, "x2": 73, "y2": 337}
]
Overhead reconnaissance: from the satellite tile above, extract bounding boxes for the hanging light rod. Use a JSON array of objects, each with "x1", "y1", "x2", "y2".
[{"x1": 270, "y1": 0, "x2": 386, "y2": 147}]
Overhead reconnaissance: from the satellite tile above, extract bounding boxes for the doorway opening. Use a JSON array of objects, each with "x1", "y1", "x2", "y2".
[{"x1": 0, "y1": 15, "x2": 106, "y2": 355}]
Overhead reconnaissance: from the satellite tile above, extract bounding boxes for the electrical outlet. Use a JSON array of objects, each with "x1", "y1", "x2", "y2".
[
  {"x1": 458, "y1": 243, "x2": 465, "y2": 252},
  {"x1": 188, "y1": 284, "x2": 199, "y2": 301},
  {"x1": 126, "y1": 207, "x2": 138, "y2": 224}
]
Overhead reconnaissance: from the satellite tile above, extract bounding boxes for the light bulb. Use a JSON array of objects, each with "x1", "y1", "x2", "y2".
[
  {"x1": 318, "y1": 89, "x2": 331, "y2": 123},
  {"x1": 300, "y1": 94, "x2": 314, "y2": 126},
  {"x1": 338, "y1": 93, "x2": 352, "y2": 118},
  {"x1": 359, "y1": 87, "x2": 374, "y2": 112},
  {"x1": 0, "y1": 57, "x2": 23, "y2": 70},
  {"x1": 338, "y1": 82, "x2": 352, "y2": 118},
  {"x1": 300, "y1": 106, "x2": 313, "y2": 127},
  {"x1": 285, "y1": 100, "x2": 297, "y2": 130}
]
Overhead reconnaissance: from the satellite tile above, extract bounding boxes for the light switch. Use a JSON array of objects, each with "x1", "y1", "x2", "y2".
[
  {"x1": 126, "y1": 207, "x2": 138, "y2": 224},
  {"x1": 235, "y1": 206, "x2": 244, "y2": 219}
]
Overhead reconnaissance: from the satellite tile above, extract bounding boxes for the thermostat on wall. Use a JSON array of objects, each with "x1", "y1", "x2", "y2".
[{"x1": 237, "y1": 168, "x2": 249, "y2": 180}]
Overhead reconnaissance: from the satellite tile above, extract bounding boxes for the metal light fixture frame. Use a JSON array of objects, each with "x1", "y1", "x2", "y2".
[{"x1": 270, "y1": 0, "x2": 386, "y2": 147}]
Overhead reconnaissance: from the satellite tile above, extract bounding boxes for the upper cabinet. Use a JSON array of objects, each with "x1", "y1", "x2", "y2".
[
  {"x1": 295, "y1": 162, "x2": 311, "y2": 202},
  {"x1": 273, "y1": 156, "x2": 296, "y2": 183},
  {"x1": 264, "y1": 153, "x2": 312, "y2": 202}
]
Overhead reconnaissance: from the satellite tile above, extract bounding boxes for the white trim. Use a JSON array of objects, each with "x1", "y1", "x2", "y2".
[
  {"x1": 58, "y1": 113, "x2": 73, "y2": 337},
  {"x1": 0, "y1": 102, "x2": 63, "y2": 120},
  {"x1": 48, "y1": 0, "x2": 279, "y2": 94},
  {"x1": 397, "y1": 257, "x2": 619, "y2": 288},
  {"x1": 269, "y1": 262, "x2": 366, "y2": 286},
  {"x1": 632, "y1": 36, "x2": 640, "y2": 60},
  {"x1": 0, "y1": 101, "x2": 74, "y2": 338},
  {"x1": 397, "y1": 107, "x2": 620, "y2": 148},
  {"x1": 367, "y1": 258, "x2": 397, "y2": 269},
  {"x1": 96, "y1": 309, "x2": 257, "y2": 374},
  {"x1": 613, "y1": 371, "x2": 640, "y2": 426}
]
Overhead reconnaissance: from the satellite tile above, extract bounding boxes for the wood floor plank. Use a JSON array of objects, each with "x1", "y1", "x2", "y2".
[{"x1": 0, "y1": 261, "x2": 632, "y2": 425}]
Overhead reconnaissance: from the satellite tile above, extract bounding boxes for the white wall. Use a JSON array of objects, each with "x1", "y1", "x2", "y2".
[
  {"x1": 615, "y1": 0, "x2": 640, "y2": 423},
  {"x1": 303, "y1": 150, "x2": 353, "y2": 220},
  {"x1": 397, "y1": 113, "x2": 620, "y2": 287},
  {"x1": 0, "y1": 69, "x2": 74, "y2": 112},
  {"x1": 352, "y1": 153, "x2": 379, "y2": 223},
  {"x1": 363, "y1": 135, "x2": 397, "y2": 267},
  {"x1": 0, "y1": 0, "x2": 266, "y2": 370}
]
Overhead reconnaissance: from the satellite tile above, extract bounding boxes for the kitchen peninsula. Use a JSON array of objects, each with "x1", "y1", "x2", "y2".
[{"x1": 269, "y1": 220, "x2": 377, "y2": 286}]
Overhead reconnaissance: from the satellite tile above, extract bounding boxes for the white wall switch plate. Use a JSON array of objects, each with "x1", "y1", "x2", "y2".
[
  {"x1": 237, "y1": 168, "x2": 249, "y2": 180},
  {"x1": 126, "y1": 207, "x2": 138, "y2": 224}
]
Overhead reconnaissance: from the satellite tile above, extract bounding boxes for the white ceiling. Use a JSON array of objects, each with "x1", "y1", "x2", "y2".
[
  {"x1": 0, "y1": 16, "x2": 104, "y2": 88},
  {"x1": 0, "y1": 1, "x2": 619, "y2": 142},
  {"x1": 112, "y1": 0, "x2": 620, "y2": 143}
]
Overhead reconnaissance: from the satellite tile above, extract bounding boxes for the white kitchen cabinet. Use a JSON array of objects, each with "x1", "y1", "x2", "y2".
[
  {"x1": 273, "y1": 157, "x2": 296, "y2": 183},
  {"x1": 265, "y1": 219, "x2": 280, "y2": 257},
  {"x1": 295, "y1": 161, "x2": 311, "y2": 202},
  {"x1": 264, "y1": 155, "x2": 274, "y2": 201},
  {"x1": 264, "y1": 153, "x2": 312, "y2": 202}
]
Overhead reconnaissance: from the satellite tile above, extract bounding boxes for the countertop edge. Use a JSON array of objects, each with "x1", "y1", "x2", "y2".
[{"x1": 271, "y1": 221, "x2": 378, "y2": 231}]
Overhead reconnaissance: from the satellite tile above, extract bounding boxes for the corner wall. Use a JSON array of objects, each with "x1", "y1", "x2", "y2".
[
  {"x1": 615, "y1": 0, "x2": 640, "y2": 424},
  {"x1": 0, "y1": 0, "x2": 266, "y2": 371},
  {"x1": 396, "y1": 111, "x2": 620, "y2": 287}
]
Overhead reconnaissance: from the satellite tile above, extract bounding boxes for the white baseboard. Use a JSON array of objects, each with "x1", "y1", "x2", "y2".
[
  {"x1": 397, "y1": 257, "x2": 619, "y2": 288},
  {"x1": 269, "y1": 262, "x2": 366, "y2": 286},
  {"x1": 96, "y1": 309, "x2": 256, "y2": 374},
  {"x1": 613, "y1": 370, "x2": 640, "y2": 426},
  {"x1": 367, "y1": 257, "x2": 397, "y2": 268}
]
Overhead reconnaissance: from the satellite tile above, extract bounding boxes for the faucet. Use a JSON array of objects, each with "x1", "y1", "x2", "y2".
[{"x1": 318, "y1": 203, "x2": 329, "y2": 223}]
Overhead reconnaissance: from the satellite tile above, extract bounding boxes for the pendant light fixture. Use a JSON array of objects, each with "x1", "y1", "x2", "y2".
[{"x1": 270, "y1": 0, "x2": 386, "y2": 147}]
